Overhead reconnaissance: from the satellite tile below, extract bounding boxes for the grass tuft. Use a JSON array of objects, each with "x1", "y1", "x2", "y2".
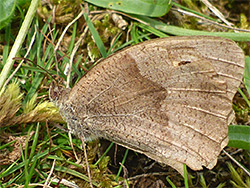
[{"x1": 0, "y1": 82, "x2": 63, "y2": 128}]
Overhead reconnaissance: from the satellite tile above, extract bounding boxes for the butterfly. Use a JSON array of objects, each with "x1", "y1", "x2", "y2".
[{"x1": 50, "y1": 36, "x2": 244, "y2": 175}]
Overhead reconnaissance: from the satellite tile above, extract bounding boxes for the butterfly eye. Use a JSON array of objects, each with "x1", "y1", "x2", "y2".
[{"x1": 178, "y1": 60, "x2": 192, "y2": 66}]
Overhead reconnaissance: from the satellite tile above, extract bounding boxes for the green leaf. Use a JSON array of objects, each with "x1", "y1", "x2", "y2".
[
  {"x1": 85, "y1": 0, "x2": 172, "y2": 17},
  {"x1": 0, "y1": 0, "x2": 16, "y2": 30},
  {"x1": 228, "y1": 125, "x2": 250, "y2": 150},
  {"x1": 244, "y1": 56, "x2": 250, "y2": 96}
]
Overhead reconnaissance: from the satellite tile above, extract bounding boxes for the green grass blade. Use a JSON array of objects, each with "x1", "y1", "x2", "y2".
[
  {"x1": 199, "y1": 174, "x2": 207, "y2": 188},
  {"x1": 24, "y1": 125, "x2": 34, "y2": 188},
  {"x1": 244, "y1": 56, "x2": 250, "y2": 97},
  {"x1": 137, "y1": 22, "x2": 168, "y2": 38},
  {"x1": 68, "y1": 22, "x2": 77, "y2": 53},
  {"x1": 216, "y1": 182, "x2": 226, "y2": 188},
  {"x1": 94, "y1": 142, "x2": 114, "y2": 166},
  {"x1": 112, "y1": 33, "x2": 151, "y2": 53},
  {"x1": 84, "y1": 13, "x2": 107, "y2": 58},
  {"x1": 238, "y1": 88, "x2": 250, "y2": 107},
  {"x1": 166, "y1": 176, "x2": 177, "y2": 188},
  {"x1": 28, "y1": 123, "x2": 40, "y2": 163},
  {"x1": 2, "y1": 173, "x2": 22, "y2": 187},
  {"x1": 0, "y1": 139, "x2": 16, "y2": 150},
  {"x1": 107, "y1": 33, "x2": 123, "y2": 55},
  {"x1": 0, "y1": 147, "x2": 59, "y2": 179},
  {"x1": 40, "y1": 164, "x2": 99, "y2": 186},
  {"x1": 132, "y1": 15, "x2": 250, "y2": 41},
  {"x1": 184, "y1": 164, "x2": 189, "y2": 188},
  {"x1": 131, "y1": 23, "x2": 140, "y2": 44},
  {"x1": 227, "y1": 162, "x2": 248, "y2": 187},
  {"x1": 115, "y1": 149, "x2": 129, "y2": 181},
  {"x1": 0, "y1": 159, "x2": 18, "y2": 178}
]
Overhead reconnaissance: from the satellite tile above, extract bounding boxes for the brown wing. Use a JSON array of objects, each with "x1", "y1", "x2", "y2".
[{"x1": 63, "y1": 36, "x2": 244, "y2": 174}]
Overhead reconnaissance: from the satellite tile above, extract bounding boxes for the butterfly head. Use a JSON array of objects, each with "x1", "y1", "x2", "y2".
[{"x1": 49, "y1": 81, "x2": 70, "y2": 107}]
